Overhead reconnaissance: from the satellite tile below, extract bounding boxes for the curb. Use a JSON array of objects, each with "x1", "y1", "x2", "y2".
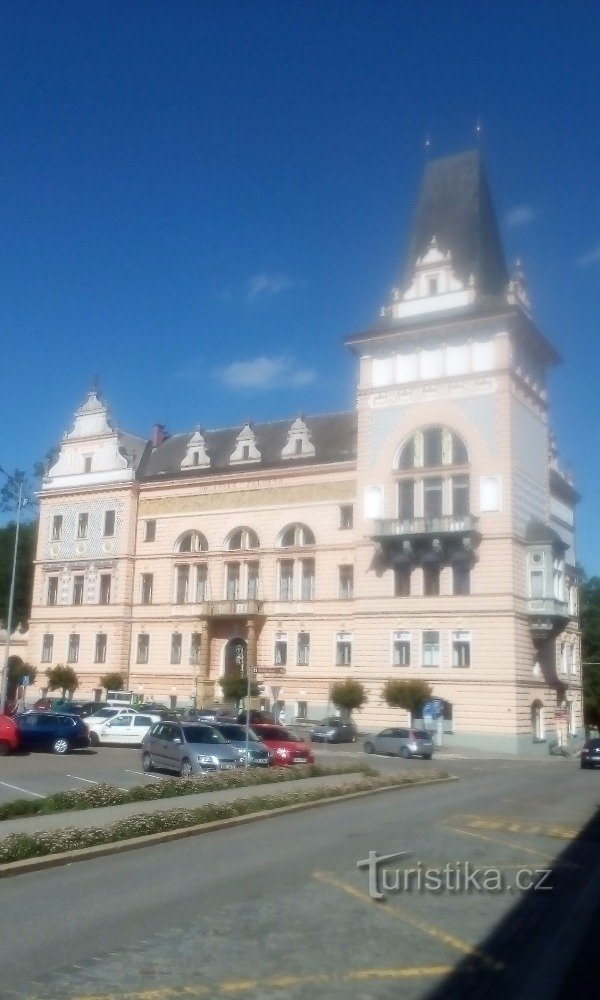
[{"x1": 0, "y1": 774, "x2": 457, "y2": 879}]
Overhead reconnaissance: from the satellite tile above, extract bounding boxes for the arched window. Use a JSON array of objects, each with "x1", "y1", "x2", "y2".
[
  {"x1": 395, "y1": 427, "x2": 470, "y2": 520},
  {"x1": 225, "y1": 527, "x2": 259, "y2": 550},
  {"x1": 398, "y1": 426, "x2": 468, "y2": 470},
  {"x1": 278, "y1": 523, "x2": 316, "y2": 547},
  {"x1": 175, "y1": 531, "x2": 208, "y2": 553}
]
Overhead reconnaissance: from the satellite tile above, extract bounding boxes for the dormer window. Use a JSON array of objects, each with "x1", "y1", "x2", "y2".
[
  {"x1": 427, "y1": 276, "x2": 438, "y2": 296},
  {"x1": 84, "y1": 455, "x2": 92, "y2": 473},
  {"x1": 242, "y1": 444, "x2": 250, "y2": 460},
  {"x1": 281, "y1": 417, "x2": 315, "y2": 460},
  {"x1": 230, "y1": 424, "x2": 260, "y2": 464}
]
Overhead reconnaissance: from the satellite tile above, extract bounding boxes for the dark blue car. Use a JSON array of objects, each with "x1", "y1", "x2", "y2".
[{"x1": 17, "y1": 712, "x2": 90, "y2": 755}]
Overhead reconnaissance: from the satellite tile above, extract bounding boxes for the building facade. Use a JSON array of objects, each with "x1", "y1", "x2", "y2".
[{"x1": 27, "y1": 150, "x2": 581, "y2": 753}]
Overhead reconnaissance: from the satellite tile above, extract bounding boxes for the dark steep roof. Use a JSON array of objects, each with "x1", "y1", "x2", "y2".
[
  {"x1": 142, "y1": 411, "x2": 357, "y2": 480},
  {"x1": 401, "y1": 150, "x2": 508, "y2": 298}
]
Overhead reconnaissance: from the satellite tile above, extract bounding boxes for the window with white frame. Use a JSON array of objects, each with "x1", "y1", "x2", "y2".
[
  {"x1": 339, "y1": 565, "x2": 354, "y2": 599},
  {"x1": 336, "y1": 632, "x2": 352, "y2": 666},
  {"x1": 73, "y1": 575, "x2": 85, "y2": 605},
  {"x1": 227, "y1": 527, "x2": 259, "y2": 550},
  {"x1": 175, "y1": 565, "x2": 189, "y2": 604},
  {"x1": 195, "y1": 564, "x2": 208, "y2": 603},
  {"x1": 67, "y1": 633, "x2": 80, "y2": 663},
  {"x1": 422, "y1": 630, "x2": 440, "y2": 667},
  {"x1": 99, "y1": 574, "x2": 111, "y2": 604},
  {"x1": 77, "y1": 512, "x2": 89, "y2": 539},
  {"x1": 452, "y1": 630, "x2": 471, "y2": 667},
  {"x1": 137, "y1": 633, "x2": 149, "y2": 664},
  {"x1": 41, "y1": 633, "x2": 54, "y2": 663},
  {"x1": 274, "y1": 633, "x2": 288, "y2": 666},
  {"x1": 47, "y1": 576, "x2": 59, "y2": 606},
  {"x1": 296, "y1": 700, "x2": 308, "y2": 720},
  {"x1": 392, "y1": 630, "x2": 411, "y2": 666},
  {"x1": 170, "y1": 632, "x2": 182, "y2": 665},
  {"x1": 279, "y1": 560, "x2": 294, "y2": 601},
  {"x1": 300, "y1": 558, "x2": 315, "y2": 600},
  {"x1": 190, "y1": 632, "x2": 202, "y2": 666},
  {"x1": 141, "y1": 573, "x2": 153, "y2": 605},
  {"x1": 247, "y1": 562, "x2": 259, "y2": 600},
  {"x1": 339, "y1": 504, "x2": 353, "y2": 529},
  {"x1": 226, "y1": 563, "x2": 240, "y2": 600},
  {"x1": 297, "y1": 632, "x2": 310, "y2": 666},
  {"x1": 279, "y1": 523, "x2": 315, "y2": 547},
  {"x1": 84, "y1": 455, "x2": 92, "y2": 473},
  {"x1": 94, "y1": 633, "x2": 107, "y2": 664},
  {"x1": 52, "y1": 515, "x2": 63, "y2": 541}
]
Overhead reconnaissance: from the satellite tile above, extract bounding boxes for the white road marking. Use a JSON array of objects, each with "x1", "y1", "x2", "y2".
[
  {"x1": 0, "y1": 779, "x2": 44, "y2": 798},
  {"x1": 67, "y1": 774, "x2": 99, "y2": 784}
]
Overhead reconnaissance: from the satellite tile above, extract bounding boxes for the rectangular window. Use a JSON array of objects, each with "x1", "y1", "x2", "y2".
[
  {"x1": 336, "y1": 633, "x2": 352, "y2": 666},
  {"x1": 195, "y1": 564, "x2": 208, "y2": 603},
  {"x1": 452, "y1": 562, "x2": 471, "y2": 596},
  {"x1": 84, "y1": 455, "x2": 92, "y2": 473},
  {"x1": 99, "y1": 574, "x2": 111, "y2": 604},
  {"x1": 393, "y1": 630, "x2": 411, "y2": 666},
  {"x1": 145, "y1": 520, "x2": 156, "y2": 542},
  {"x1": 452, "y1": 630, "x2": 471, "y2": 667},
  {"x1": 297, "y1": 632, "x2": 310, "y2": 666},
  {"x1": 300, "y1": 558, "x2": 315, "y2": 600},
  {"x1": 452, "y1": 476, "x2": 470, "y2": 518},
  {"x1": 77, "y1": 513, "x2": 89, "y2": 539},
  {"x1": 190, "y1": 632, "x2": 201, "y2": 666},
  {"x1": 176, "y1": 565, "x2": 189, "y2": 604},
  {"x1": 422, "y1": 630, "x2": 440, "y2": 667},
  {"x1": 94, "y1": 633, "x2": 107, "y2": 664},
  {"x1": 339, "y1": 504, "x2": 353, "y2": 529},
  {"x1": 104, "y1": 510, "x2": 115, "y2": 536},
  {"x1": 141, "y1": 573, "x2": 153, "y2": 605},
  {"x1": 67, "y1": 633, "x2": 80, "y2": 664},
  {"x1": 226, "y1": 563, "x2": 240, "y2": 601},
  {"x1": 398, "y1": 480, "x2": 415, "y2": 519},
  {"x1": 73, "y1": 575, "x2": 85, "y2": 605},
  {"x1": 137, "y1": 633, "x2": 149, "y2": 664},
  {"x1": 296, "y1": 700, "x2": 308, "y2": 720},
  {"x1": 424, "y1": 478, "x2": 443, "y2": 518},
  {"x1": 423, "y1": 428, "x2": 443, "y2": 466},
  {"x1": 423, "y1": 564, "x2": 440, "y2": 597},
  {"x1": 394, "y1": 564, "x2": 411, "y2": 597},
  {"x1": 41, "y1": 633, "x2": 54, "y2": 663},
  {"x1": 274, "y1": 633, "x2": 288, "y2": 666},
  {"x1": 47, "y1": 576, "x2": 59, "y2": 606},
  {"x1": 247, "y1": 562, "x2": 259, "y2": 600},
  {"x1": 339, "y1": 565, "x2": 354, "y2": 599},
  {"x1": 170, "y1": 632, "x2": 182, "y2": 665},
  {"x1": 279, "y1": 560, "x2": 294, "y2": 601},
  {"x1": 52, "y1": 515, "x2": 63, "y2": 541},
  {"x1": 530, "y1": 569, "x2": 544, "y2": 599}
]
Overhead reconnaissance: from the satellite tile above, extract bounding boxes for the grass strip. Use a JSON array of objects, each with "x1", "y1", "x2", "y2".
[{"x1": 0, "y1": 773, "x2": 448, "y2": 865}]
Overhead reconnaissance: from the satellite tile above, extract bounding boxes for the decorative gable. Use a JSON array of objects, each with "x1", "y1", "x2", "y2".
[
  {"x1": 229, "y1": 424, "x2": 261, "y2": 464},
  {"x1": 281, "y1": 417, "x2": 316, "y2": 460},
  {"x1": 380, "y1": 237, "x2": 475, "y2": 322},
  {"x1": 181, "y1": 429, "x2": 210, "y2": 469}
]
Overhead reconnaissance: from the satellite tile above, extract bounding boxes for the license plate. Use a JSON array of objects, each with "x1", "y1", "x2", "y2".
[
  {"x1": 221, "y1": 762, "x2": 236, "y2": 769},
  {"x1": 293, "y1": 757, "x2": 307, "y2": 763}
]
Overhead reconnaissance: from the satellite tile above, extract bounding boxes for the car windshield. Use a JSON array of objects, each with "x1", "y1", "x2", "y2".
[
  {"x1": 182, "y1": 726, "x2": 227, "y2": 744},
  {"x1": 216, "y1": 724, "x2": 259, "y2": 741},
  {"x1": 93, "y1": 708, "x2": 119, "y2": 719},
  {"x1": 411, "y1": 730, "x2": 431, "y2": 740},
  {"x1": 259, "y1": 726, "x2": 298, "y2": 742}
]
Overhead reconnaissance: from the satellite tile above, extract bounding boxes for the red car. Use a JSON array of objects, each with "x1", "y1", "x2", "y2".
[
  {"x1": 252, "y1": 724, "x2": 314, "y2": 766},
  {"x1": 0, "y1": 713, "x2": 20, "y2": 755}
]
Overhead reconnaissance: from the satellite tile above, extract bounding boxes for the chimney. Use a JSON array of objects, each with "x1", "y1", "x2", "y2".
[{"x1": 152, "y1": 423, "x2": 168, "y2": 447}]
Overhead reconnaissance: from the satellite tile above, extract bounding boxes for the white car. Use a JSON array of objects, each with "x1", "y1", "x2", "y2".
[
  {"x1": 91, "y1": 712, "x2": 161, "y2": 747},
  {"x1": 85, "y1": 706, "x2": 139, "y2": 744}
]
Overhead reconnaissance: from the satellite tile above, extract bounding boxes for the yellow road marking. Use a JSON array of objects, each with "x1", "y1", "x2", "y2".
[
  {"x1": 440, "y1": 821, "x2": 567, "y2": 861},
  {"x1": 62, "y1": 965, "x2": 455, "y2": 1000},
  {"x1": 312, "y1": 869, "x2": 503, "y2": 971},
  {"x1": 441, "y1": 813, "x2": 578, "y2": 840}
]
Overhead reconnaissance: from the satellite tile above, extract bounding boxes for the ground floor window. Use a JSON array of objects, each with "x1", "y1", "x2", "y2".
[
  {"x1": 392, "y1": 630, "x2": 411, "y2": 666},
  {"x1": 452, "y1": 631, "x2": 471, "y2": 667},
  {"x1": 531, "y1": 700, "x2": 545, "y2": 741},
  {"x1": 94, "y1": 633, "x2": 107, "y2": 664},
  {"x1": 336, "y1": 632, "x2": 352, "y2": 666},
  {"x1": 296, "y1": 701, "x2": 308, "y2": 720}
]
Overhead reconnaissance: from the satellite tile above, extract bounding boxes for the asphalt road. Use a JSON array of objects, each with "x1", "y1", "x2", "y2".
[{"x1": 2, "y1": 757, "x2": 600, "y2": 1000}]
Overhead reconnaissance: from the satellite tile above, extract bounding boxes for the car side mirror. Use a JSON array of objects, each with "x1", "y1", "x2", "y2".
[{"x1": 173, "y1": 737, "x2": 182, "y2": 745}]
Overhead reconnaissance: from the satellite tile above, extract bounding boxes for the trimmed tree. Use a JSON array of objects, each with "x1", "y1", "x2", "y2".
[
  {"x1": 6, "y1": 656, "x2": 37, "y2": 701},
  {"x1": 219, "y1": 672, "x2": 260, "y2": 711},
  {"x1": 330, "y1": 678, "x2": 367, "y2": 720},
  {"x1": 382, "y1": 679, "x2": 433, "y2": 718},
  {"x1": 99, "y1": 671, "x2": 125, "y2": 692},
  {"x1": 45, "y1": 664, "x2": 79, "y2": 698}
]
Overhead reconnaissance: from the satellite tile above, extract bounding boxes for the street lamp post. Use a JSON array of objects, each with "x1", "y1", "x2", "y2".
[
  {"x1": 236, "y1": 641, "x2": 251, "y2": 769},
  {"x1": 0, "y1": 471, "x2": 26, "y2": 714}
]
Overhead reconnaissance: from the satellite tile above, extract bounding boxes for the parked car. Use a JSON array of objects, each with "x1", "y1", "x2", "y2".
[
  {"x1": 310, "y1": 716, "x2": 358, "y2": 744},
  {"x1": 135, "y1": 702, "x2": 177, "y2": 718},
  {"x1": 57, "y1": 701, "x2": 102, "y2": 719},
  {"x1": 192, "y1": 706, "x2": 236, "y2": 723},
  {"x1": 252, "y1": 724, "x2": 314, "y2": 765},
  {"x1": 91, "y1": 713, "x2": 161, "y2": 747},
  {"x1": 141, "y1": 721, "x2": 240, "y2": 777},
  {"x1": 84, "y1": 706, "x2": 139, "y2": 741},
  {"x1": 0, "y1": 714, "x2": 20, "y2": 754},
  {"x1": 16, "y1": 712, "x2": 90, "y2": 754},
  {"x1": 211, "y1": 721, "x2": 272, "y2": 766},
  {"x1": 364, "y1": 728, "x2": 434, "y2": 759},
  {"x1": 32, "y1": 697, "x2": 65, "y2": 712},
  {"x1": 580, "y1": 738, "x2": 600, "y2": 769},
  {"x1": 236, "y1": 709, "x2": 276, "y2": 726}
]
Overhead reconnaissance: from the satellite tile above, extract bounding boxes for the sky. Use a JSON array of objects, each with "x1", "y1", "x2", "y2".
[{"x1": 0, "y1": 1, "x2": 599, "y2": 572}]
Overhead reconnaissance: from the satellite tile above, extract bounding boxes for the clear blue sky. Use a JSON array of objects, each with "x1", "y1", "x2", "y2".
[{"x1": 1, "y1": 1, "x2": 599, "y2": 573}]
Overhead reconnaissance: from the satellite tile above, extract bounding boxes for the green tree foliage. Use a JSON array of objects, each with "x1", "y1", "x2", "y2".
[
  {"x1": 219, "y1": 671, "x2": 260, "y2": 710},
  {"x1": 0, "y1": 519, "x2": 37, "y2": 627},
  {"x1": 6, "y1": 656, "x2": 37, "y2": 701},
  {"x1": 99, "y1": 672, "x2": 125, "y2": 692},
  {"x1": 330, "y1": 678, "x2": 367, "y2": 717},
  {"x1": 581, "y1": 577, "x2": 600, "y2": 727},
  {"x1": 382, "y1": 679, "x2": 433, "y2": 714},
  {"x1": 45, "y1": 664, "x2": 79, "y2": 697}
]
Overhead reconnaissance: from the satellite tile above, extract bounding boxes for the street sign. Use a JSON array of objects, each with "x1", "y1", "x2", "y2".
[
  {"x1": 22, "y1": 675, "x2": 30, "y2": 687},
  {"x1": 422, "y1": 698, "x2": 444, "y2": 720}
]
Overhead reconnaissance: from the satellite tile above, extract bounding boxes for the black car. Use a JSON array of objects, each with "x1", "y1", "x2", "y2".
[
  {"x1": 236, "y1": 709, "x2": 276, "y2": 726},
  {"x1": 58, "y1": 701, "x2": 102, "y2": 718},
  {"x1": 580, "y1": 739, "x2": 600, "y2": 769},
  {"x1": 16, "y1": 712, "x2": 90, "y2": 754},
  {"x1": 310, "y1": 716, "x2": 358, "y2": 744}
]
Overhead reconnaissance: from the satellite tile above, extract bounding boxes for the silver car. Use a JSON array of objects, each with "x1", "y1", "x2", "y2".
[
  {"x1": 141, "y1": 721, "x2": 240, "y2": 777},
  {"x1": 364, "y1": 727, "x2": 434, "y2": 759}
]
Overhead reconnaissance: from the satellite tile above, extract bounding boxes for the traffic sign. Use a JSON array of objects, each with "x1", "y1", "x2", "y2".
[
  {"x1": 22, "y1": 675, "x2": 30, "y2": 687},
  {"x1": 422, "y1": 698, "x2": 444, "y2": 719}
]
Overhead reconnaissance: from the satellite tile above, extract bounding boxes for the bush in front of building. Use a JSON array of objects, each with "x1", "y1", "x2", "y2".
[
  {"x1": 330, "y1": 678, "x2": 368, "y2": 719},
  {"x1": 45, "y1": 664, "x2": 79, "y2": 698},
  {"x1": 382, "y1": 679, "x2": 433, "y2": 715}
]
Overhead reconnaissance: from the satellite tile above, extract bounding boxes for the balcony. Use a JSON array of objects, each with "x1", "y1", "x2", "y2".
[
  {"x1": 527, "y1": 597, "x2": 570, "y2": 640},
  {"x1": 198, "y1": 599, "x2": 264, "y2": 619},
  {"x1": 372, "y1": 514, "x2": 480, "y2": 563}
]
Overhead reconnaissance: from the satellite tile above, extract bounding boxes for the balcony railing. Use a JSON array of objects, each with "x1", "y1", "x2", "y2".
[
  {"x1": 528, "y1": 597, "x2": 569, "y2": 618},
  {"x1": 198, "y1": 599, "x2": 263, "y2": 618},
  {"x1": 527, "y1": 597, "x2": 570, "y2": 640},
  {"x1": 372, "y1": 514, "x2": 479, "y2": 538}
]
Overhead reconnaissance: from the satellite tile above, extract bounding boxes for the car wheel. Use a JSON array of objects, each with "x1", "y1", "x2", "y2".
[
  {"x1": 580, "y1": 760, "x2": 589, "y2": 769},
  {"x1": 52, "y1": 737, "x2": 70, "y2": 755},
  {"x1": 0, "y1": 740, "x2": 10, "y2": 756},
  {"x1": 399, "y1": 746, "x2": 411, "y2": 759},
  {"x1": 180, "y1": 757, "x2": 193, "y2": 778},
  {"x1": 422, "y1": 754, "x2": 432, "y2": 761},
  {"x1": 142, "y1": 752, "x2": 154, "y2": 773},
  {"x1": 364, "y1": 742, "x2": 375, "y2": 754},
  {"x1": 89, "y1": 732, "x2": 100, "y2": 747}
]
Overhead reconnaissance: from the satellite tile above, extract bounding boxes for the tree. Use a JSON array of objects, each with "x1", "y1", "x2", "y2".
[
  {"x1": 45, "y1": 664, "x2": 79, "y2": 698},
  {"x1": 382, "y1": 679, "x2": 433, "y2": 716},
  {"x1": 330, "y1": 678, "x2": 367, "y2": 718},
  {"x1": 219, "y1": 671, "x2": 260, "y2": 710},
  {"x1": 0, "y1": 517, "x2": 37, "y2": 628},
  {"x1": 581, "y1": 576, "x2": 600, "y2": 727},
  {"x1": 6, "y1": 656, "x2": 37, "y2": 701},
  {"x1": 99, "y1": 671, "x2": 125, "y2": 692}
]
